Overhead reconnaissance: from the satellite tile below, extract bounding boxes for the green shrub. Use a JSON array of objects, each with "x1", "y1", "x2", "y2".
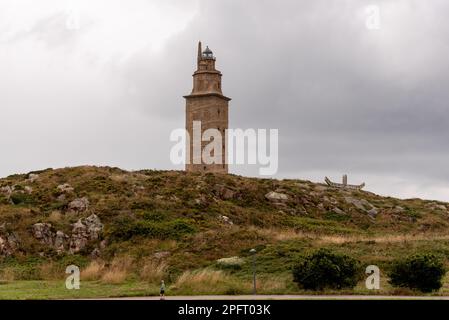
[
  {"x1": 130, "y1": 199, "x2": 156, "y2": 210},
  {"x1": 142, "y1": 210, "x2": 167, "y2": 221},
  {"x1": 292, "y1": 249, "x2": 360, "y2": 290},
  {"x1": 109, "y1": 217, "x2": 196, "y2": 241},
  {"x1": 388, "y1": 253, "x2": 446, "y2": 292},
  {"x1": 0, "y1": 195, "x2": 10, "y2": 205},
  {"x1": 10, "y1": 193, "x2": 35, "y2": 205}
]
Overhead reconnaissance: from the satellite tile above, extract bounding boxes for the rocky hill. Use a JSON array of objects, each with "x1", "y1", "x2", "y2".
[{"x1": 1, "y1": 166, "x2": 448, "y2": 294}]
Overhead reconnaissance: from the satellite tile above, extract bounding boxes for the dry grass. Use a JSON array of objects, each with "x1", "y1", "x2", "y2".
[
  {"x1": 256, "y1": 275, "x2": 289, "y2": 293},
  {"x1": 81, "y1": 260, "x2": 105, "y2": 281},
  {"x1": 172, "y1": 269, "x2": 289, "y2": 295},
  {"x1": 248, "y1": 226, "x2": 449, "y2": 245},
  {"x1": 48, "y1": 211, "x2": 62, "y2": 223},
  {"x1": 140, "y1": 259, "x2": 167, "y2": 283},
  {"x1": 173, "y1": 269, "x2": 233, "y2": 293},
  {"x1": 101, "y1": 270, "x2": 128, "y2": 284},
  {"x1": 248, "y1": 226, "x2": 307, "y2": 241},
  {"x1": 317, "y1": 233, "x2": 449, "y2": 245},
  {"x1": 101, "y1": 255, "x2": 134, "y2": 284},
  {"x1": 110, "y1": 174, "x2": 130, "y2": 182},
  {"x1": 175, "y1": 269, "x2": 227, "y2": 286},
  {"x1": 0, "y1": 267, "x2": 15, "y2": 282},
  {"x1": 39, "y1": 262, "x2": 61, "y2": 280}
]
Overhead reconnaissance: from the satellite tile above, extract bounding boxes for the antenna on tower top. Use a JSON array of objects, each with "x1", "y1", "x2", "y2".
[{"x1": 197, "y1": 41, "x2": 202, "y2": 66}]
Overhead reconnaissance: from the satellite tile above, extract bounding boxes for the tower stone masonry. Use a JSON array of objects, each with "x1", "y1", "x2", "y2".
[{"x1": 184, "y1": 41, "x2": 231, "y2": 173}]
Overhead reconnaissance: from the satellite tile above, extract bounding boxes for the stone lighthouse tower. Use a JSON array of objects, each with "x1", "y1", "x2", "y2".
[{"x1": 184, "y1": 41, "x2": 231, "y2": 173}]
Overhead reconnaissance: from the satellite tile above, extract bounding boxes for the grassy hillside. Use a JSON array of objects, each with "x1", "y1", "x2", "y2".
[{"x1": 1, "y1": 166, "x2": 449, "y2": 298}]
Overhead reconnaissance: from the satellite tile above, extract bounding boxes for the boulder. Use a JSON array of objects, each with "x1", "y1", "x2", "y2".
[
  {"x1": 0, "y1": 236, "x2": 14, "y2": 257},
  {"x1": 219, "y1": 215, "x2": 234, "y2": 225},
  {"x1": 0, "y1": 236, "x2": 8, "y2": 256},
  {"x1": 31, "y1": 223, "x2": 72, "y2": 253},
  {"x1": 68, "y1": 197, "x2": 89, "y2": 212},
  {"x1": 344, "y1": 197, "x2": 366, "y2": 211},
  {"x1": 69, "y1": 214, "x2": 103, "y2": 253},
  {"x1": 0, "y1": 227, "x2": 20, "y2": 257},
  {"x1": 221, "y1": 188, "x2": 236, "y2": 200},
  {"x1": 367, "y1": 208, "x2": 379, "y2": 218},
  {"x1": 0, "y1": 186, "x2": 13, "y2": 197},
  {"x1": 153, "y1": 251, "x2": 171, "y2": 259},
  {"x1": 84, "y1": 214, "x2": 104, "y2": 240},
  {"x1": 344, "y1": 197, "x2": 378, "y2": 218},
  {"x1": 332, "y1": 207, "x2": 345, "y2": 215},
  {"x1": 194, "y1": 195, "x2": 208, "y2": 205},
  {"x1": 215, "y1": 185, "x2": 237, "y2": 200},
  {"x1": 432, "y1": 204, "x2": 447, "y2": 211},
  {"x1": 32, "y1": 223, "x2": 54, "y2": 246},
  {"x1": 393, "y1": 206, "x2": 405, "y2": 214},
  {"x1": 69, "y1": 220, "x2": 88, "y2": 254},
  {"x1": 99, "y1": 240, "x2": 107, "y2": 250},
  {"x1": 265, "y1": 191, "x2": 289, "y2": 202},
  {"x1": 90, "y1": 248, "x2": 101, "y2": 259},
  {"x1": 57, "y1": 183, "x2": 74, "y2": 193},
  {"x1": 54, "y1": 231, "x2": 69, "y2": 254},
  {"x1": 31, "y1": 217, "x2": 102, "y2": 254}
]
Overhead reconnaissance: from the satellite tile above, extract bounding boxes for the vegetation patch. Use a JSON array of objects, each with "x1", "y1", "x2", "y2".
[
  {"x1": 108, "y1": 217, "x2": 196, "y2": 241},
  {"x1": 388, "y1": 253, "x2": 446, "y2": 292},
  {"x1": 292, "y1": 249, "x2": 361, "y2": 290}
]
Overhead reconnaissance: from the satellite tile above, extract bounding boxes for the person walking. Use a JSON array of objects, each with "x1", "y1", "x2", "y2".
[{"x1": 160, "y1": 280, "x2": 166, "y2": 300}]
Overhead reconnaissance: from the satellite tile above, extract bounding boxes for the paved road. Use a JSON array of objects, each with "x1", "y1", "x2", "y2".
[{"x1": 101, "y1": 295, "x2": 449, "y2": 300}]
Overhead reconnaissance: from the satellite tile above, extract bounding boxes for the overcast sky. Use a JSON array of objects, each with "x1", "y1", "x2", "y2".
[{"x1": 1, "y1": 0, "x2": 448, "y2": 201}]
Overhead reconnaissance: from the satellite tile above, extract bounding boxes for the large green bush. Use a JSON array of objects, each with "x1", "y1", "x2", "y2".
[
  {"x1": 292, "y1": 249, "x2": 360, "y2": 290},
  {"x1": 388, "y1": 253, "x2": 446, "y2": 292}
]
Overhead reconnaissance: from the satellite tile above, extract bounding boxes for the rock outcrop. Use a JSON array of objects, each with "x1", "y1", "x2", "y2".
[
  {"x1": 69, "y1": 214, "x2": 104, "y2": 254},
  {"x1": 0, "y1": 224, "x2": 20, "y2": 257},
  {"x1": 54, "y1": 231, "x2": 69, "y2": 254},
  {"x1": 344, "y1": 197, "x2": 378, "y2": 218},
  {"x1": 265, "y1": 191, "x2": 289, "y2": 202},
  {"x1": 31, "y1": 222, "x2": 69, "y2": 254},
  {"x1": 0, "y1": 186, "x2": 14, "y2": 200},
  {"x1": 215, "y1": 185, "x2": 237, "y2": 200},
  {"x1": 219, "y1": 215, "x2": 234, "y2": 225},
  {"x1": 57, "y1": 183, "x2": 74, "y2": 193},
  {"x1": 31, "y1": 214, "x2": 103, "y2": 255},
  {"x1": 68, "y1": 197, "x2": 89, "y2": 212},
  {"x1": 31, "y1": 223, "x2": 54, "y2": 246}
]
